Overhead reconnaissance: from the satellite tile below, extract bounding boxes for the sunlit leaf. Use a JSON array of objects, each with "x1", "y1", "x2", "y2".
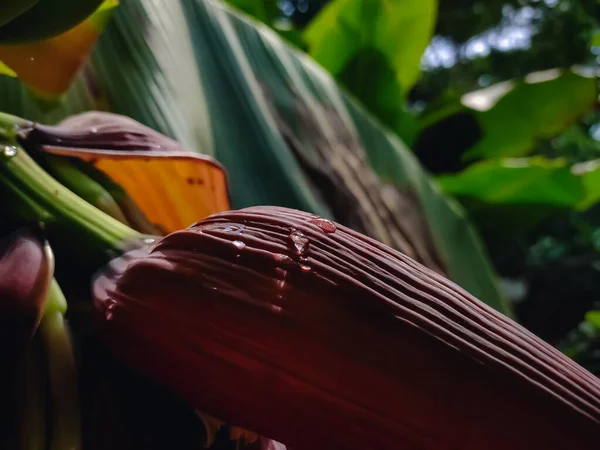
[
  {"x1": 572, "y1": 159, "x2": 600, "y2": 211},
  {"x1": 467, "y1": 69, "x2": 599, "y2": 160},
  {"x1": 416, "y1": 69, "x2": 599, "y2": 173},
  {"x1": 0, "y1": 59, "x2": 16, "y2": 77},
  {"x1": 0, "y1": 0, "x2": 118, "y2": 101},
  {"x1": 437, "y1": 156, "x2": 588, "y2": 243},
  {"x1": 438, "y1": 157, "x2": 584, "y2": 206},
  {"x1": 304, "y1": 0, "x2": 436, "y2": 142}
]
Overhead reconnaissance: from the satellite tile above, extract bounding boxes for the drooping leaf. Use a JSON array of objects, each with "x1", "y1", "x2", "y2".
[
  {"x1": 303, "y1": 0, "x2": 436, "y2": 142},
  {"x1": 0, "y1": 0, "x2": 118, "y2": 101},
  {"x1": 0, "y1": 0, "x2": 508, "y2": 314},
  {"x1": 415, "y1": 69, "x2": 599, "y2": 174}
]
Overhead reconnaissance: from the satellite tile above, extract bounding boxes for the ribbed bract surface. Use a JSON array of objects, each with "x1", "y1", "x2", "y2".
[{"x1": 94, "y1": 206, "x2": 600, "y2": 449}]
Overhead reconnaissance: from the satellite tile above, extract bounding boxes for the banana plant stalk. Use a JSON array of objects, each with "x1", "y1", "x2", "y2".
[{"x1": 0, "y1": 112, "x2": 144, "y2": 265}]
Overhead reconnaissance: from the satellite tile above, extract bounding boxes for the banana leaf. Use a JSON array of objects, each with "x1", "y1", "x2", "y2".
[
  {"x1": 416, "y1": 68, "x2": 599, "y2": 174},
  {"x1": 0, "y1": 0, "x2": 509, "y2": 314}
]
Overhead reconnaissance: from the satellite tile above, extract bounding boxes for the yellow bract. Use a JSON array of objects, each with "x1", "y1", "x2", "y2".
[{"x1": 0, "y1": 0, "x2": 118, "y2": 99}]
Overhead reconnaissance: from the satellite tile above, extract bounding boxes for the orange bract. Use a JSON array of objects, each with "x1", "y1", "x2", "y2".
[{"x1": 44, "y1": 146, "x2": 231, "y2": 233}]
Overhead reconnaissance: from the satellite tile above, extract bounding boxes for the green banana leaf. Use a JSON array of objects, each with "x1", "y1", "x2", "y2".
[
  {"x1": 303, "y1": 0, "x2": 436, "y2": 144},
  {"x1": 0, "y1": 0, "x2": 509, "y2": 314},
  {"x1": 574, "y1": 159, "x2": 600, "y2": 211},
  {"x1": 438, "y1": 156, "x2": 600, "y2": 243},
  {"x1": 416, "y1": 68, "x2": 599, "y2": 173}
]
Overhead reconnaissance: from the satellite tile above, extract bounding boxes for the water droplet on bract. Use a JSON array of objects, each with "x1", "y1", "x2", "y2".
[
  {"x1": 2, "y1": 145, "x2": 17, "y2": 158},
  {"x1": 309, "y1": 218, "x2": 336, "y2": 233},
  {"x1": 90, "y1": 127, "x2": 98, "y2": 134},
  {"x1": 143, "y1": 237, "x2": 156, "y2": 245},
  {"x1": 273, "y1": 253, "x2": 292, "y2": 264},
  {"x1": 289, "y1": 230, "x2": 309, "y2": 255},
  {"x1": 276, "y1": 294, "x2": 283, "y2": 301},
  {"x1": 299, "y1": 256, "x2": 311, "y2": 273},
  {"x1": 276, "y1": 279, "x2": 286, "y2": 290},
  {"x1": 224, "y1": 225, "x2": 244, "y2": 235},
  {"x1": 106, "y1": 299, "x2": 117, "y2": 311},
  {"x1": 105, "y1": 311, "x2": 113, "y2": 321},
  {"x1": 271, "y1": 305, "x2": 283, "y2": 313},
  {"x1": 232, "y1": 240, "x2": 246, "y2": 251}
]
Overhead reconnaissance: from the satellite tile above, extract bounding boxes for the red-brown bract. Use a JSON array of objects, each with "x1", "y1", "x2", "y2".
[{"x1": 93, "y1": 206, "x2": 600, "y2": 449}]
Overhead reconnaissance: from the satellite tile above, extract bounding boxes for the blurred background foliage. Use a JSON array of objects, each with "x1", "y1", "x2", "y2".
[
  {"x1": 0, "y1": 0, "x2": 598, "y2": 374},
  {"x1": 225, "y1": 0, "x2": 600, "y2": 373}
]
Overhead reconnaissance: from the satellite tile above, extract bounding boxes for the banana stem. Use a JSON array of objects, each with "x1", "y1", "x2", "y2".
[
  {"x1": 0, "y1": 139, "x2": 141, "y2": 257},
  {"x1": 40, "y1": 281, "x2": 81, "y2": 450},
  {"x1": 0, "y1": 111, "x2": 30, "y2": 138}
]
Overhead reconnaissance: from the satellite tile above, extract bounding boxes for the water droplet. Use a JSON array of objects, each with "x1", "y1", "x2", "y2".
[
  {"x1": 276, "y1": 279, "x2": 286, "y2": 290},
  {"x1": 299, "y1": 256, "x2": 311, "y2": 273},
  {"x1": 29, "y1": 57, "x2": 34, "y2": 61},
  {"x1": 106, "y1": 299, "x2": 117, "y2": 311},
  {"x1": 309, "y1": 218, "x2": 336, "y2": 233},
  {"x1": 289, "y1": 230, "x2": 309, "y2": 255},
  {"x1": 224, "y1": 225, "x2": 243, "y2": 235},
  {"x1": 2, "y1": 145, "x2": 17, "y2": 158},
  {"x1": 89, "y1": 127, "x2": 98, "y2": 134},
  {"x1": 105, "y1": 312, "x2": 113, "y2": 321},
  {"x1": 232, "y1": 240, "x2": 246, "y2": 251},
  {"x1": 271, "y1": 305, "x2": 283, "y2": 313},
  {"x1": 143, "y1": 237, "x2": 156, "y2": 245},
  {"x1": 55, "y1": 138, "x2": 62, "y2": 143},
  {"x1": 273, "y1": 253, "x2": 292, "y2": 264},
  {"x1": 276, "y1": 294, "x2": 283, "y2": 301}
]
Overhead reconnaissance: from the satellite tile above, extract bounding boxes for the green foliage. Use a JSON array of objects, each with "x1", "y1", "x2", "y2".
[
  {"x1": 438, "y1": 157, "x2": 585, "y2": 207},
  {"x1": 416, "y1": 70, "x2": 598, "y2": 173},
  {"x1": 303, "y1": 0, "x2": 436, "y2": 142},
  {"x1": 466, "y1": 70, "x2": 598, "y2": 160},
  {"x1": 0, "y1": 0, "x2": 508, "y2": 314},
  {"x1": 224, "y1": 0, "x2": 280, "y2": 25}
]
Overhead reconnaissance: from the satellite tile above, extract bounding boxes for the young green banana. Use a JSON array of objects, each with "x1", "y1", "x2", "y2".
[
  {"x1": 0, "y1": 0, "x2": 105, "y2": 44},
  {"x1": 42, "y1": 154, "x2": 131, "y2": 226}
]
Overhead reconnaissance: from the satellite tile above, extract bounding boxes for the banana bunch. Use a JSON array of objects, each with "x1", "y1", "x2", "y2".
[{"x1": 0, "y1": 0, "x2": 104, "y2": 44}]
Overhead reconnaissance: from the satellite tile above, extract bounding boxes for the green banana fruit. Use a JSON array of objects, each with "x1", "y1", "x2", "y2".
[
  {"x1": 42, "y1": 154, "x2": 131, "y2": 226},
  {"x1": 0, "y1": 0, "x2": 105, "y2": 45},
  {"x1": 0, "y1": 0, "x2": 39, "y2": 28}
]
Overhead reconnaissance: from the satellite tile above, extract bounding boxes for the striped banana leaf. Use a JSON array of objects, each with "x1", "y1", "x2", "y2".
[{"x1": 0, "y1": 0, "x2": 509, "y2": 314}]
